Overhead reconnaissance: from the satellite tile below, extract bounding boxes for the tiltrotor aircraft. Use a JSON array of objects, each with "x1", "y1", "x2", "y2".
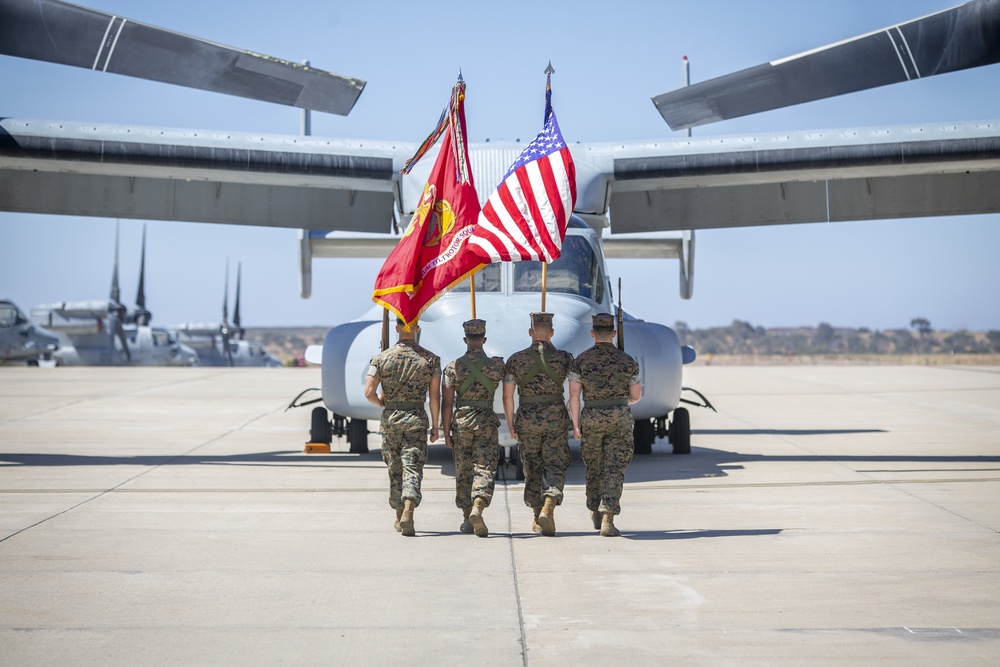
[
  {"x1": 175, "y1": 261, "x2": 282, "y2": 368},
  {"x1": 30, "y1": 224, "x2": 198, "y2": 366},
  {"x1": 0, "y1": 299, "x2": 59, "y2": 365},
  {"x1": 1, "y1": 0, "x2": 998, "y2": 453}
]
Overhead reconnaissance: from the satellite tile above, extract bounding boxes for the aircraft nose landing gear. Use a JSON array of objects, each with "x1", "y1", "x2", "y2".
[{"x1": 496, "y1": 444, "x2": 525, "y2": 481}]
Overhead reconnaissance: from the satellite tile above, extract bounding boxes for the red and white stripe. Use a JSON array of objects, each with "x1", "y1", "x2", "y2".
[{"x1": 469, "y1": 147, "x2": 576, "y2": 263}]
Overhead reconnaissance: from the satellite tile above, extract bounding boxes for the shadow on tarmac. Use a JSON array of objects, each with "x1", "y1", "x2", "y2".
[
  {"x1": 3, "y1": 443, "x2": 999, "y2": 488},
  {"x1": 696, "y1": 429, "x2": 886, "y2": 436},
  {"x1": 622, "y1": 528, "x2": 784, "y2": 541},
  {"x1": 398, "y1": 529, "x2": 785, "y2": 541}
]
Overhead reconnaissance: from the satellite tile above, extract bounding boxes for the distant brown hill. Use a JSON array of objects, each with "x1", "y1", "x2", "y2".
[
  {"x1": 244, "y1": 327, "x2": 328, "y2": 366},
  {"x1": 247, "y1": 322, "x2": 1000, "y2": 366}
]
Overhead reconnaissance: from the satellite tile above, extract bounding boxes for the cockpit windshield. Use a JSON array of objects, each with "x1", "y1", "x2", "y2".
[
  {"x1": 451, "y1": 263, "x2": 502, "y2": 293},
  {"x1": 0, "y1": 303, "x2": 28, "y2": 328},
  {"x1": 513, "y1": 236, "x2": 604, "y2": 302}
]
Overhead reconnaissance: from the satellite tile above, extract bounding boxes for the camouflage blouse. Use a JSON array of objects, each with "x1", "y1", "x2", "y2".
[
  {"x1": 568, "y1": 342, "x2": 640, "y2": 402},
  {"x1": 443, "y1": 349, "x2": 505, "y2": 402},
  {"x1": 368, "y1": 340, "x2": 441, "y2": 404},
  {"x1": 504, "y1": 340, "x2": 573, "y2": 399}
]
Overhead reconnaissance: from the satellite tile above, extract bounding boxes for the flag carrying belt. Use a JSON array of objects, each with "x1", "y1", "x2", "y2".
[
  {"x1": 383, "y1": 401, "x2": 425, "y2": 411},
  {"x1": 516, "y1": 349, "x2": 565, "y2": 405},
  {"x1": 584, "y1": 397, "x2": 629, "y2": 409},
  {"x1": 455, "y1": 356, "x2": 496, "y2": 410}
]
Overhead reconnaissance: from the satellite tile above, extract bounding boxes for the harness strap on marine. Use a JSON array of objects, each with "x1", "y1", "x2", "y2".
[
  {"x1": 518, "y1": 348, "x2": 564, "y2": 392},
  {"x1": 457, "y1": 355, "x2": 496, "y2": 397}
]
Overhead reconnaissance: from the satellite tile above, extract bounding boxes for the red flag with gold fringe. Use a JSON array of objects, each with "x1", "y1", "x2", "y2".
[{"x1": 372, "y1": 78, "x2": 483, "y2": 330}]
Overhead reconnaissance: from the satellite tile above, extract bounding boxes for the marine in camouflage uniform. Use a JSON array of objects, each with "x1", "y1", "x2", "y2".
[
  {"x1": 364, "y1": 319, "x2": 441, "y2": 537},
  {"x1": 442, "y1": 319, "x2": 505, "y2": 538},
  {"x1": 503, "y1": 312, "x2": 573, "y2": 536},
  {"x1": 568, "y1": 312, "x2": 642, "y2": 537}
]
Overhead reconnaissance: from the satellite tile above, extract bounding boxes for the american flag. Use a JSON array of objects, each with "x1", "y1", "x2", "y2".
[{"x1": 469, "y1": 78, "x2": 576, "y2": 263}]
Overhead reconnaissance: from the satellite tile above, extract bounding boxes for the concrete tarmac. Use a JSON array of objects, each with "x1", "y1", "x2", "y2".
[{"x1": 1, "y1": 364, "x2": 998, "y2": 665}]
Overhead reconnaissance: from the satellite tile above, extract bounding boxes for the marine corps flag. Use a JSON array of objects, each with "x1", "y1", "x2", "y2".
[{"x1": 372, "y1": 78, "x2": 484, "y2": 330}]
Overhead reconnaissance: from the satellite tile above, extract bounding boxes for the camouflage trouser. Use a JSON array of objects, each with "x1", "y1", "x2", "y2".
[
  {"x1": 452, "y1": 423, "x2": 500, "y2": 510},
  {"x1": 517, "y1": 420, "x2": 571, "y2": 509},
  {"x1": 381, "y1": 417, "x2": 428, "y2": 509},
  {"x1": 580, "y1": 408, "x2": 634, "y2": 515}
]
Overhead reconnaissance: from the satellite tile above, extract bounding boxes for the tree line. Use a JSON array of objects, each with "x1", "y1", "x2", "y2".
[{"x1": 673, "y1": 320, "x2": 1000, "y2": 356}]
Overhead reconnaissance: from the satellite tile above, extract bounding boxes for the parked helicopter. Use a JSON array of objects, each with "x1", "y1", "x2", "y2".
[
  {"x1": 30, "y1": 224, "x2": 198, "y2": 366},
  {"x1": 0, "y1": 299, "x2": 59, "y2": 365},
  {"x1": 175, "y1": 261, "x2": 282, "y2": 368}
]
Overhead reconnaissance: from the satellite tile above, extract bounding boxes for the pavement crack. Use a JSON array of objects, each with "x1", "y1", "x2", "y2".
[{"x1": 501, "y1": 475, "x2": 529, "y2": 667}]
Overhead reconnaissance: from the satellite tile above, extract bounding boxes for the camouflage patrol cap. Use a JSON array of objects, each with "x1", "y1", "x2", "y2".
[
  {"x1": 592, "y1": 312, "x2": 615, "y2": 330},
  {"x1": 463, "y1": 319, "x2": 487, "y2": 336},
  {"x1": 530, "y1": 312, "x2": 554, "y2": 327}
]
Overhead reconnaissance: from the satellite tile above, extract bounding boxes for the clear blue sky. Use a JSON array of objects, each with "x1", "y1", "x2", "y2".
[{"x1": 2, "y1": 0, "x2": 998, "y2": 332}]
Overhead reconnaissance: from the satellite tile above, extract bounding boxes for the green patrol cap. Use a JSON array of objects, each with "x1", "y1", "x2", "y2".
[
  {"x1": 530, "y1": 312, "x2": 554, "y2": 327},
  {"x1": 463, "y1": 319, "x2": 486, "y2": 336},
  {"x1": 592, "y1": 312, "x2": 615, "y2": 329}
]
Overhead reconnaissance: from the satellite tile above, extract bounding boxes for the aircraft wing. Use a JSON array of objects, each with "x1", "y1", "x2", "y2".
[
  {"x1": 4, "y1": 117, "x2": 1000, "y2": 235},
  {"x1": 653, "y1": 0, "x2": 1000, "y2": 130},
  {"x1": 572, "y1": 120, "x2": 1000, "y2": 234},
  {"x1": 0, "y1": 118, "x2": 413, "y2": 233},
  {"x1": 0, "y1": 0, "x2": 365, "y2": 116}
]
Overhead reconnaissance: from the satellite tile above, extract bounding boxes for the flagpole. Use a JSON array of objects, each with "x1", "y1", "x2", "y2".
[
  {"x1": 470, "y1": 275, "x2": 477, "y2": 319},
  {"x1": 541, "y1": 262, "x2": 547, "y2": 312},
  {"x1": 381, "y1": 308, "x2": 390, "y2": 351}
]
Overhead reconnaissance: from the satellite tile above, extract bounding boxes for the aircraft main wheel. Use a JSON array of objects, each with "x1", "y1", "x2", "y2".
[
  {"x1": 347, "y1": 418, "x2": 369, "y2": 454},
  {"x1": 310, "y1": 406, "x2": 331, "y2": 444},
  {"x1": 633, "y1": 419, "x2": 654, "y2": 455},
  {"x1": 669, "y1": 408, "x2": 691, "y2": 455}
]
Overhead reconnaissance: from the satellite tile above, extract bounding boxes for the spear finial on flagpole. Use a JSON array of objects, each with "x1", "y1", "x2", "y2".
[{"x1": 544, "y1": 62, "x2": 554, "y2": 122}]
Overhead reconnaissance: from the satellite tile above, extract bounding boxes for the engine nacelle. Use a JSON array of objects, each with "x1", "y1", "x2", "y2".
[
  {"x1": 620, "y1": 320, "x2": 683, "y2": 420},
  {"x1": 321, "y1": 319, "x2": 384, "y2": 421}
]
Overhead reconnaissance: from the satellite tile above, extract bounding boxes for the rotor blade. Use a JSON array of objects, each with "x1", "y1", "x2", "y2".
[
  {"x1": 233, "y1": 262, "x2": 243, "y2": 339},
  {"x1": 135, "y1": 224, "x2": 150, "y2": 324},
  {"x1": 222, "y1": 258, "x2": 229, "y2": 326},
  {"x1": 114, "y1": 319, "x2": 130, "y2": 362},
  {"x1": 222, "y1": 329, "x2": 234, "y2": 367},
  {"x1": 0, "y1": 0, "x2": 366, "y2": 116},
  {"x1": 653, "y1": 0, "x2": 1000, "y2": 130},
  {"x1": 109, "y1": 221, "x2": 120, "y2": 305}
]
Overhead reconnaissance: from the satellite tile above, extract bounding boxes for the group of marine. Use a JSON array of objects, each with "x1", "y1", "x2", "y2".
[{"x1": 363, "y1": 311, "x2": 642, "y2": 538}]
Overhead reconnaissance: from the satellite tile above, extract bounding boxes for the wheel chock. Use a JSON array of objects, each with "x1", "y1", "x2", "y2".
[{"x1": 304, "y1": 442, "x2": 331, "y2": 454}]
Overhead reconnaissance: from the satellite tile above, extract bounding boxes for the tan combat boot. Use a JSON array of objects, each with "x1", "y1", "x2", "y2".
[
  {"x1": 399, "y1": 499, "x2": 416, "y2": 537},
  {"x1": 600, "y1": 511, "x2": 620, "y2": 537},
  {"x1": 460, "y1": 507, "x2": 474, "y2": 534},
  {"x1": 538, "y1": 497, "x2": 557, "y2": 536},
  {"x1": 469, "y1": 498, "x2": 489, "y2": 538},
  {"x1": 394, "y1": 507, "x2": 403, "y2": 533},
  {"x1": 531, "y1": 507, "x2": 542, "y2": 533},
  {"x1": 590, "y1": 510, "x2": 602, "y2": 530}
]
